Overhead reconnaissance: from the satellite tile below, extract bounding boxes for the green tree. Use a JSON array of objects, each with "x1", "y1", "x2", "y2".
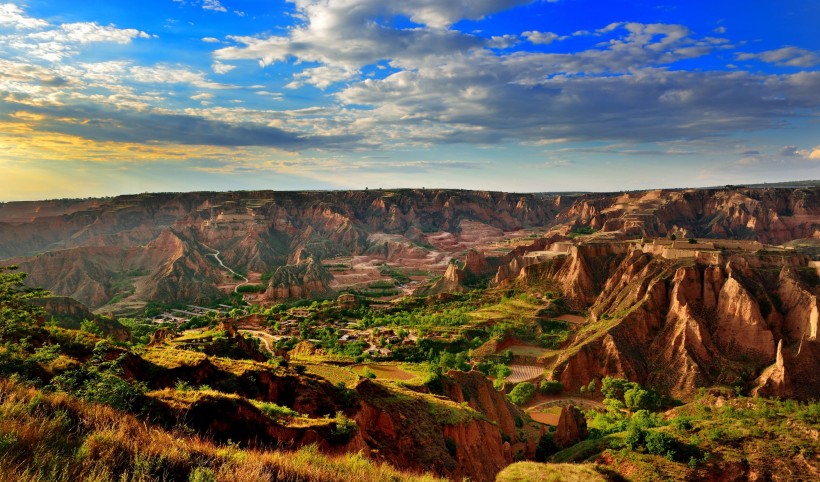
[
  {"x1": 645, "y1": 431, "x2": 675, "y2": 457},
  {"x1": 508, "y1": 382, "x2": 536, "y2": 405},
  {"x1": 0, "y1": 266, "x2": 49, "y2": 339},
  {"x1": 539, "y1": 380, "x2": 563, "y2": 395}
]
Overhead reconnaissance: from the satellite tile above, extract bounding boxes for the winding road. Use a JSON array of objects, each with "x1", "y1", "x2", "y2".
[
  {"x1": 202, "y1": 243, "x2": 249, "y2": 293},
  {"x1": 239, "y1": 329, "x2": 274, "y2": 354}
]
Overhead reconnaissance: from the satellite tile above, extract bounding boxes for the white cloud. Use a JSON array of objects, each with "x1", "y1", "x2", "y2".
[
  {"x1": 737, "y1": 47, "x2": 819, "y2": 67},
  {"x1": 0, "y1": 5, "x2": 151, "y2": 62},
  {"x1": 202, "y1": 0, "x2": 227, "y2": 12},
  {"x1": 0, "y1": 3, "x2": 49, "y2": 30},
  {"x1": 544, "y1": 159, "x2": 574, "y2": 168},
  {"x1": 211, "y1": 61, "x2": 236, "y2": 74},
  {"x1": 214, "y1": 0, "x2": 529, "y2": 86},
  {"x1": 488, "y1": 34, "x2": 519, "y2": 49},
  {"x1": 202, "y1": 37, "x2": 220, "y2": 43},
  {"x1": 523, "y1": 30, "x2": 561, "y2": 45}
]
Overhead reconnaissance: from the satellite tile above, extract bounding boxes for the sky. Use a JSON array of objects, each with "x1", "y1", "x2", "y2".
[{"x1": 0, "y1": 0, "x2": 818, "y2": 200}]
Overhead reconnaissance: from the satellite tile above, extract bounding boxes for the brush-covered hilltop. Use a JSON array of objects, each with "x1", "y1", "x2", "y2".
[{"x1": 0, "y1": 185, "x2": 818, "y2": 481}]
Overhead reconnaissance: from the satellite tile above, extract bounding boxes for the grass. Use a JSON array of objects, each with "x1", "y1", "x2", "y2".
[
  {"x1": 496, "y1": 462, "x2": 606, "y2": 482},
  {"x1": 350, "y1": 363, "x2": 419, "y2": 381},
  {"x1": 140, "y1": 347, "x2": 208, "y2": 369},
  {"x1": 469, "y1": 294, "x2": 545, "y2": 324},
  {"x1": 551, "y1": 395, "x2": 820, "y2": 481},
  {"x1": 0, "y1": 378, "x2": 445, "y2": 482},
  {"x1": 303, "y1": 363, "x2": 360, "y2": 387}
]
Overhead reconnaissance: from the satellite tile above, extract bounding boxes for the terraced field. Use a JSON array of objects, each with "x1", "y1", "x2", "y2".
[
  {"x1": 302, "y1": 363, "x2": 360, "y2": 387},
  {"x1": 469, "y1": 295, "x2": 545, "y2": 324},
  {"x1": 351, "y1": 363, "x2": 420, "y2": 381},
  {"x1": 506, "y1": 364, "x2": 543, "y2": 383}
]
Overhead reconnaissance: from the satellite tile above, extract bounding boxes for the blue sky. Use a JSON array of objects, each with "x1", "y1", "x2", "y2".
[{"x1": 0, "y1": 0, "x2": 818, "y2": 200}]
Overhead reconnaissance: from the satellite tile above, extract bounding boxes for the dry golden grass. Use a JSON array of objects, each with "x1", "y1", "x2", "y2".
[
  {"x1": 0, "y1": 379, "x2": 444, "y2": 482},
  {"x1": 496, "y1": 462, "x2": 606, "y2": 482}
]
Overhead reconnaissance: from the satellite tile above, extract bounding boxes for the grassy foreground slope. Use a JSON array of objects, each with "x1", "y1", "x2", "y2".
[{"x1": 0, "y1": 379, "x2": 443, "y2": 482}]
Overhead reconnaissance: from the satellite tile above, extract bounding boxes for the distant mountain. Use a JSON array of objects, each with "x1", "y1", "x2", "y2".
[{"x1": 1, "y1": 186, "x2": 817, "y2": 312}]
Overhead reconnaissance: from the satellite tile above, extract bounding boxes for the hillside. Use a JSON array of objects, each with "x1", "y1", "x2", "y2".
[
  {"x1": 0, "y1": 186, "x2": 818, "y2": 481},
  {"x1": 1, "y1": 187, "x2": 817, "y2": 314}
]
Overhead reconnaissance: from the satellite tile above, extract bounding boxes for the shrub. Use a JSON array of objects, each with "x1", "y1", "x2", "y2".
[
  {"x1": 508, "y1": 382, "x2": 536, "y2": 406},
  {"x1": 189, "y1": 467, "x2": 217, "y2": 482},
  {"x1": 645, "y1": 431, "x2": 675, "y2": 457},
  {"x1": 445, "y1": 436, "x2": 457, "y2": 457},
  {"x1": 624, "y1": 426, "x2": 646, "y2": 450},
  {"x1": 330, "y1": 412, "x2": 358, "y2": 443},
  {"x1": 539, "y1": 380, "x2": 563, "y2": 395}
]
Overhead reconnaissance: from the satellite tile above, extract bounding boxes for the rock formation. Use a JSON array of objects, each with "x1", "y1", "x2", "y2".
[{"x1": 553, "y1": 405, "x2": 589, "y2": 448}]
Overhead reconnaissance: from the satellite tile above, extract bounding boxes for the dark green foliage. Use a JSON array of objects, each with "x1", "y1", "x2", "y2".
[
  {"x1": 330, "y1": 412, "x2": 358, "y2": 444},
  {"x1": 535, "y1": 432, "x2": 559, "y2": 461},
  {"x1": 624, "y1": 426, "x2": 646, "y2": 450},
  {"x1": 236, "y1": 284, "x2": 267, "y2": 293},
  {"x1": 0, "y1": 266, "x2": 49, "y2": 340},
  {"x1": 507, "y1": 382, "x2": 536, "y2": 405},
  {"x1": 445, "y1": 436, "x2": 457, "y2": 457},
  {"x1": 601, "y1": 377, "x2": 662, "y2": 412},
  {"x1": 539, "y1": 380, "x2": 563, "y2": 395},
  {"x1": 645, "y1": 431, "x2": 676, "y2": 458}
]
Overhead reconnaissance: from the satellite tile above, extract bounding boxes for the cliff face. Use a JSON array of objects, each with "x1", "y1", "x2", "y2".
[
  {"x1": 264, "y1": 258, "x2": 335, "y2": 300},
  {"x1": 555, "y1": 187, "x2": 819, "y2": 243},
  {"x1": 132, "y1": 349, "x2": 525, "y2": 482},
  {"x1": 352, "y1": 372, "x2": 524, "y2": 482},
  {"x1": 522, "y1": 244, "x2": 820, "y2": 399},
  {"x1": 1, "y1": 189, "x2": 556, "y2": 309},
  {"x1": 2, "y1": 187, "x2": 817, "y2": 309}
]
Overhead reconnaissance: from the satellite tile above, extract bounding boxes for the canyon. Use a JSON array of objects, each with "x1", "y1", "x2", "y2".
[{"x1": 1, "y1": 186, "x2": 817, "y2": 314}]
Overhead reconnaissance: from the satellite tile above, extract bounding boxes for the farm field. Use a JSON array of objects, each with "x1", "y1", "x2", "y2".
[
  {"x1": 528, "y1": 406, "x2": 562, "y2": 425},
  {"x1": 351, "y1": 363, "x2": 422, "y2": 381},
  {"x1": 302, "y1": 363, "x2": 360, "y2": 387},
  {"x1": 468, "y1": 295, "x2": 546, "y2": 324},
  {"x1": 554, "y1": 314, "x2": 585, "y2": 324},
  {"x1": 505, "y1": 364, "x2": 543, "y2": 384},
  {"x1": 506, "y1": 343, "x2": 554, "y2": 358}
]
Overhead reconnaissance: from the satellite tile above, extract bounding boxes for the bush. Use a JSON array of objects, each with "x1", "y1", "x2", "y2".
[
  {"x1": 189, "y1": 467, "x2": 217, "y2": 482},
  {"x1": 330, "y1": 412, "x2": 358, "y2": 443},
  {"x1": 645, "y1": 431, "x2": 675, "y2": 457},
  {"x1": 624, "y1": 426, "x2": 646, "y2": 450},
  {"x1": 539, "y1": 380, "x2": 563, "y2": 395},
  {"x1": 535, "y1": 432, "x2": 559, "y2": 461},
  {"x1": 445, "y1": 436, "x2": 457, "y2": 457},
  {"x1": 508, "y1": 382, "x2": 536, "y2": 405}
]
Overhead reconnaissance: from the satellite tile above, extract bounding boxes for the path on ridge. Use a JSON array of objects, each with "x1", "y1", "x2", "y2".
[
  {"x1": 239, "y1": 329, "x2": 274, "y2": 354},
  {"x1": 202, "y1": 243, "x2": 249, "y2": 293}
]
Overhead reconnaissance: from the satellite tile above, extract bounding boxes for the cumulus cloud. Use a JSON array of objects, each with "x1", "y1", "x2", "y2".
[
  {"x1": 737, "y1": 46, "x2": 820, "y2": 67},
  {"x1": 214, "y1": 0, "x2": 531, "y2": 86},
  {"x1": 523, "y1": 30, "x2": 562, "y2": 44},
  {"x1": 0, "y1": 6, "x2": 151, "y2": 62},
  {"x1": 333, "y1": 22, "x2": 820, "y2": 146},
  {"x1": 0, "y1": 3, "x2": 49, "y2": 30},
  {"x1": 544, "y1": 159, "x2": 574, "y2": 168},
  {"x1": 173, "y1": 0, "x2": 227, "y2": 13},
  {"x1": 211, "y1": 61, "x2": 236, "y2": 74}
]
